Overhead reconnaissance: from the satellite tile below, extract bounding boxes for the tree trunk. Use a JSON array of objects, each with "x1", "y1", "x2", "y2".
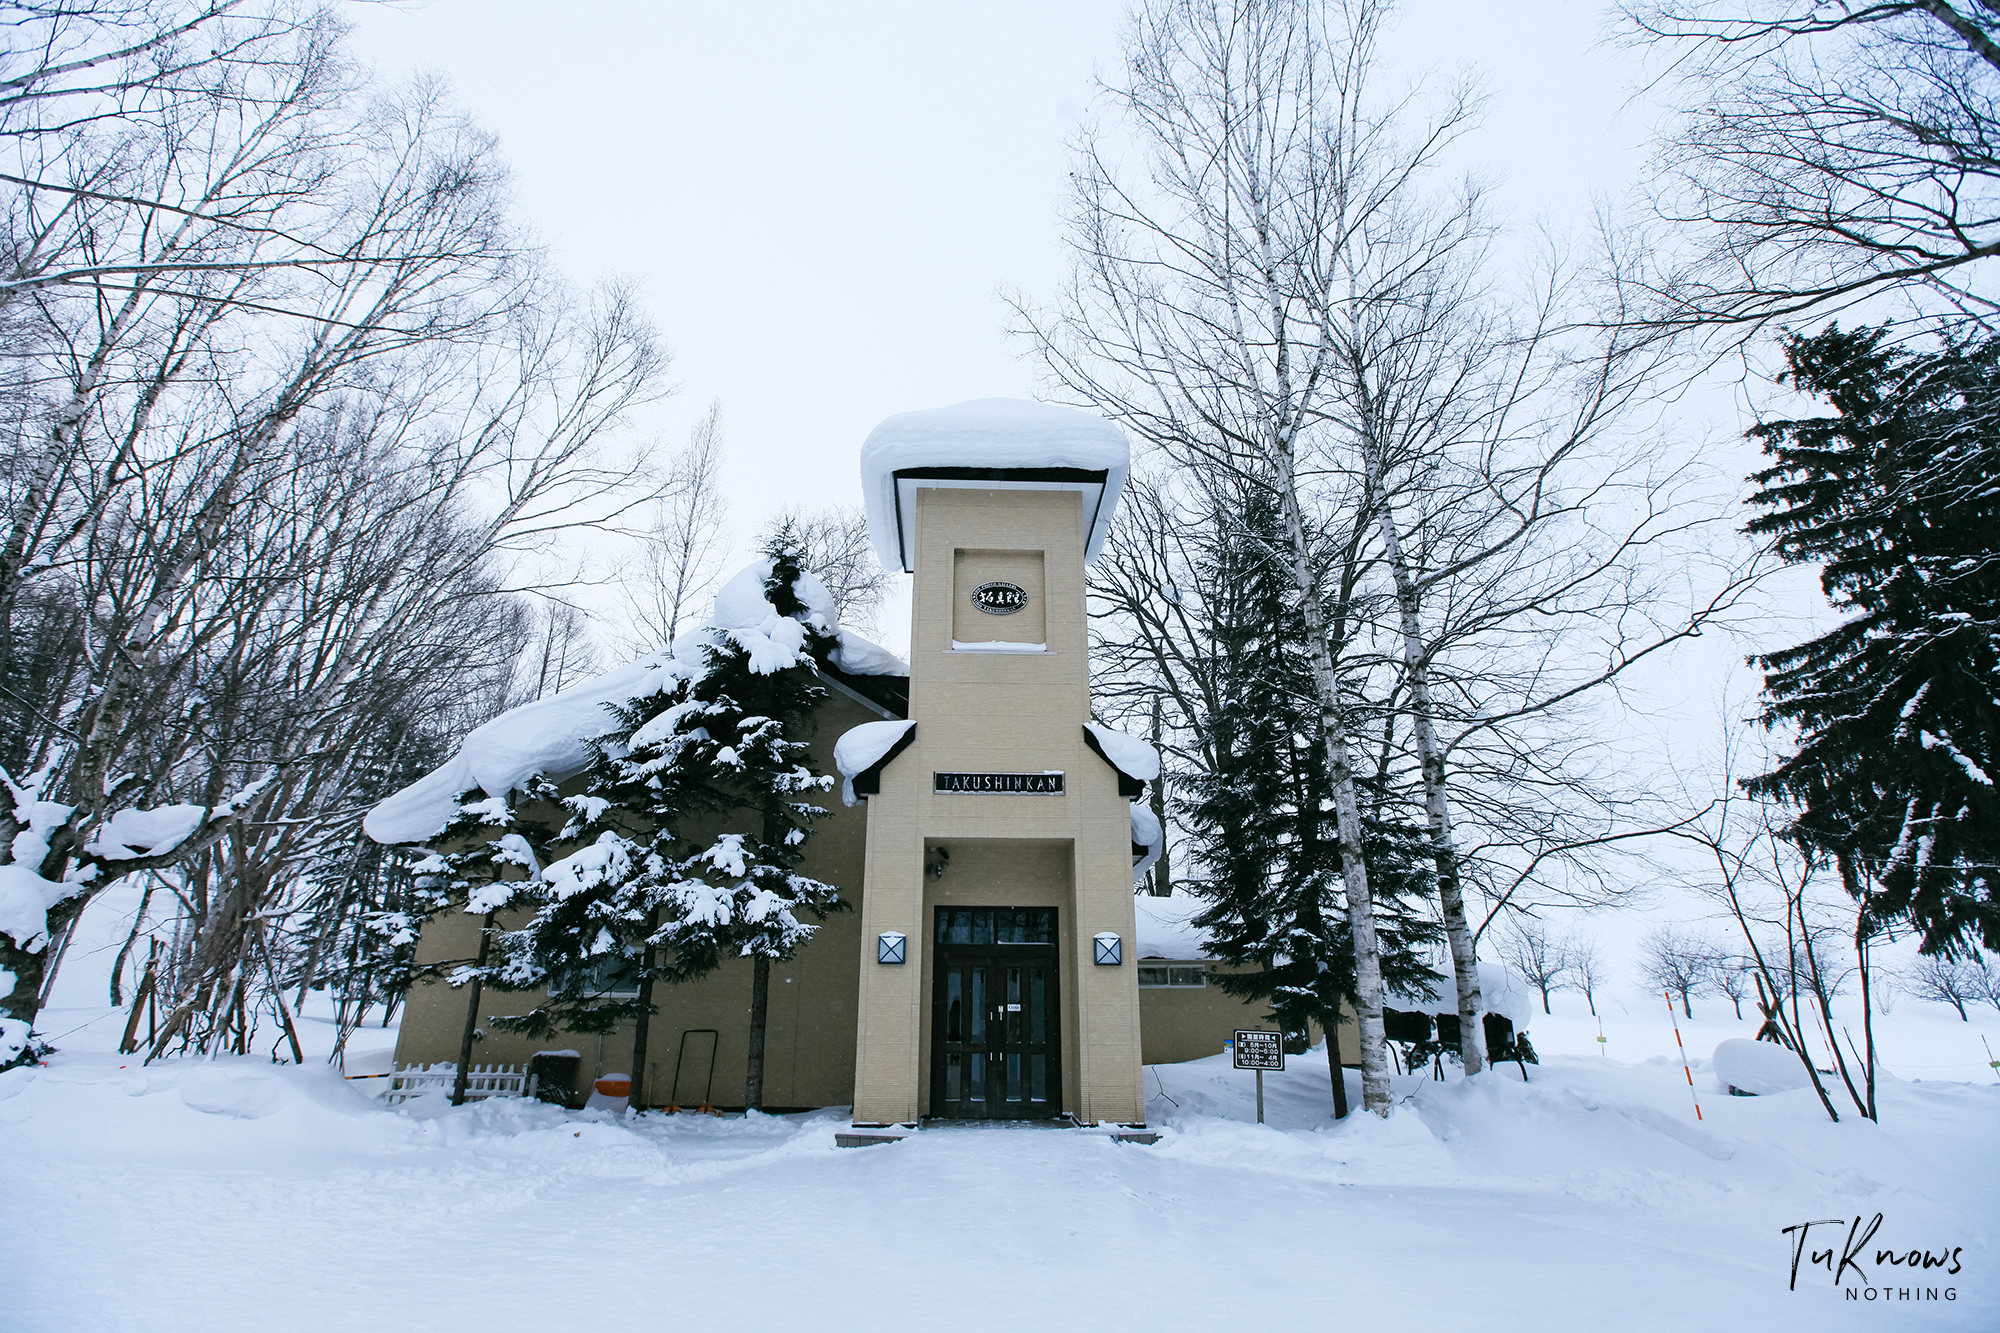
[
  {"x1": 109, "y1": 880, "x2": 158, "y2": 1006},
  {"x1": 1276, "y1": 474, "x2": 1392, "y2": 1117},
  {"x1": 1360, "y1": 431, "x2": 1486, "y2": 1074},
  {"x1": 1326, "y1": 1016, "x2": 1350, "y2": 1119},
  {"x1": 449, "y1": 913, "x2": 494, "y2": 1107},
  {"x1": 118, "y1": 954, "x2": 158, "y2": 1055},
  {"x1": 628, "y1": 909, "x2": 659, "y2": 1113},
  {"x1": 255, "y1": 921, "x2": 305, "y2": 1066},
  {"x1": 35, "y1": 915, "x2": 78, "y2": 1009},
  {"x1": 745, "y1": 953, "x2": 770, "y2": 1110},
  {"x1": 1855, "y1": 921, "x2": 1878, "y2": 1121},
  {"x1": 1, "y1": 890, "x2": 91, "y2": 1039},
  {"x1": 1147, "y1": 695, "x2": 1172, "y2": 897}
]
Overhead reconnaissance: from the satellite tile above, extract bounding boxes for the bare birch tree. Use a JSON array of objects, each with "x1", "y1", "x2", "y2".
[
  {"x1": 0, "y1": 9, "x2": 674, "y2": 1053},
  {"x1": 1020, "y1": 0, "x2": 1461, "y2": 1114},
  {"x1": 1041, "y1": 0, "x2": 1754, "y2": 1094},
  {"x1": 616, "y1": 400, "x2": 728, "y2": 651}
]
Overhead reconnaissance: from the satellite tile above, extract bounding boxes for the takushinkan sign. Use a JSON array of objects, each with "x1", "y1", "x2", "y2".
[
  {"x1": 933, "y1": 771, "x2": 1065, "y2": 795},
  {"x1": 970, "y1": 580, "x2": 1029, "y2": 615}
]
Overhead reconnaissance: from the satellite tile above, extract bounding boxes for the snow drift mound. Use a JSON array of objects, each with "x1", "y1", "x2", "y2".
[{"x1": 1712, "y1": 1038, "x2": 1814, "y2": 1096}]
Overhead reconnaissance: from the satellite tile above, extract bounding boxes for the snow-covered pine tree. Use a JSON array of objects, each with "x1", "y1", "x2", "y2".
[
  {"x1": 459, "y1": 533, "x2": 845, "y2": 1109},
  {"x1": 1181, "y1": 493, "x2": 1440, "y2": 1118},
  {"x1": 1745, "y1": 325, "x2": 2000, "y2": 959}
]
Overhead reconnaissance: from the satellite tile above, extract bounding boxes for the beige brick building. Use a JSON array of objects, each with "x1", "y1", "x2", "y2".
[{"x1": 380, "y1": 400, "x2": 1294, "y2": 1127}]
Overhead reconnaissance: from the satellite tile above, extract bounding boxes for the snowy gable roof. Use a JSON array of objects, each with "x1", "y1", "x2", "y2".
[
  {"x1": 362, "y1": 652, "x2": 681, "y2": 847},
  {"x1": 1132, "y1": 893, "x2": 1213, "y2": 960},
  {"x1": 363, "y1": 558, "x2": 910, "y2": 848},
  {"x1": 859, "y1": 398, "x2": 1131, "y2": 572}
]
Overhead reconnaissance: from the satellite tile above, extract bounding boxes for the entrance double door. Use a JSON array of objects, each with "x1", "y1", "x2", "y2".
[{"x1": 930, "y1": 906, "x2": 1061, "y2": 1119}]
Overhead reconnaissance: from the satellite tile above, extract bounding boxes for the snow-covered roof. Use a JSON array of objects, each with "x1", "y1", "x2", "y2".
[
  {"x1": 1129, "y1": 897, "x2": 1541, "y2": 1030},
  {"x1": 1133, "y1": 892, "x2": 1213, "y2": 960},
  {"x1": 1387, "y1": 963, "x2": 1540, "y2": 1030},
  {"x1": 363, "y1": 652, "x2": 682, "y2": 847},
  {"x1": 1086, "y1": 722, "x2": 1161, "y2": 783},
  {"x1": 858, "y1": 398, "x2": 1131, "y2": 572},
  {"x1": 363, "y1": 559, "x2": 910, "y2": 847},
  {"x1": 833, "y1": 719, "x2": 917, "y2": 806}
]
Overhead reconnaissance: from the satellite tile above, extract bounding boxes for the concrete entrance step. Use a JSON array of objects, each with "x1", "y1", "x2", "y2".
[{"x1": 836, "y1": 1120, "x2": 1159, "y2": 1148}]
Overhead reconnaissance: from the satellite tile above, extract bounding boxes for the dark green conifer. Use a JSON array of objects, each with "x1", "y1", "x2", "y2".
[
  {"x1": 440, "y1": 531, "x2": 846, "y2": 1107},
  {"x1": 1746, "y1": 325, "x2": 1999, "y2": 956}
]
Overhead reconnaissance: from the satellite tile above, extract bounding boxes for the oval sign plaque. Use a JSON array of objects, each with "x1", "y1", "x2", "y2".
[{"x1": 970, "y1": 580, "x2": 1029, "y2": 615}]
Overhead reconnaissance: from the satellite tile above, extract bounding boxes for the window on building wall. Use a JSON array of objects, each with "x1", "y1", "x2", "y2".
[
  {"x1": 556, "y1": 955, "x2": 640, "y2": 998},
  {"x1": 1136, "y1": 963, "x2": 1207, "y2": 988}
]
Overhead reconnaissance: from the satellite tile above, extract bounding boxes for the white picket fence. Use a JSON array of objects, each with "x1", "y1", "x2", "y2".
[{"x1": 385, "y1": 1062, "x2": 528, "y2": 1105}]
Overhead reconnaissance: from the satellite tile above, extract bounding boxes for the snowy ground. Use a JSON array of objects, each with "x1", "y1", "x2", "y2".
[
  {"x1": 8, "y1": 888, "x2": 1996, "y2": 1331},
  {"x1": 5, "y1": 1037, "x2": 1994, "y2": 1329}
]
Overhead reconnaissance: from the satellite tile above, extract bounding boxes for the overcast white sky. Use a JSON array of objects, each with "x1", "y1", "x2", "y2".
[
  {"x1": 346, "y1": 1, "x2": 1672, "y2": 582},
  {"x1": 342, "y1": 1, "x2": 1848, "y2": 948}
]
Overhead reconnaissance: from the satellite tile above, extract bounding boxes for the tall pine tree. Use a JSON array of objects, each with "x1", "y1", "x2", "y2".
[{"x1": 1746, "y1": 325, "x2": 1999, "y2": 957}]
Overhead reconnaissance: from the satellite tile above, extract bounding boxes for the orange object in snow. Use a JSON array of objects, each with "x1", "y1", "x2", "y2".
[{"x1": 594, "y1": 1076, "x2": 631, "y2": 1098}]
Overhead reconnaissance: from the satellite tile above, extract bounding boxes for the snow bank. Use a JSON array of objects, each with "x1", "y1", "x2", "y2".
[
  {"x1": 1085, "y1": 721, "x2": 1161, "y2": 781},
  {"x1": 859, "y1": 398, "x2": 1130, "y2": 571},
  {"x1": 1712, "y1": 1038, "x2": 1814, "y2": 1096},
  {"x1": 10, "y1": 1003, "x2": 2000, "y2": 1332}
]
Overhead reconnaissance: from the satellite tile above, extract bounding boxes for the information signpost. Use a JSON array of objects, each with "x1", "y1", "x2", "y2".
[{"x1": 1230, "y1": 1029, "x2": 1284, "y2": 1124}]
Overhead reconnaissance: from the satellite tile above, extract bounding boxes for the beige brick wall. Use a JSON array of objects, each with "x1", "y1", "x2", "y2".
[
  {"x1": 850, "y1": 486, "x2": 1143, "y2": 1125},
  {"x1": 391, "y1": 689, "x2": 878, "y2": 1110}
]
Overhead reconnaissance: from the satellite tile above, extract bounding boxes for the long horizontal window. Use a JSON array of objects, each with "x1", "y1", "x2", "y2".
[{"x1": 1137, "y1": 964, "x2": 1207, "y2": 988}]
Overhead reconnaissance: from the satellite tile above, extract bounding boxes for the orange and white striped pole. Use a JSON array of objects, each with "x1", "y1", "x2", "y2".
[{"x1": 1666, "y1": 990, "x2": 1703, "y2": 1122}]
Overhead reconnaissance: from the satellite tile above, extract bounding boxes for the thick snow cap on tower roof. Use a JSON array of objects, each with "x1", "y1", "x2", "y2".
[{"x1": 859, "y1": 398, "x2": 1131, "y2": 572}]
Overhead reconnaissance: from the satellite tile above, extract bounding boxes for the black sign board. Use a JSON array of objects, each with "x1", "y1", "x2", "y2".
[
  {"x1": 933, "y1": 771, "x2": 1065, "y2": 795},
  {"x1": 1232, "y1": 1029, "x2": 1285, "y2": 1070},
  {"x1": 970, "y1": 580, "x2": 1029, "y2": 615}
]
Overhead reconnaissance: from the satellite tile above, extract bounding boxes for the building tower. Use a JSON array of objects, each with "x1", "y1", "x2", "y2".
[{"x1": 846, "y1": 398, "x2": 1148, "y2": 1126}]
